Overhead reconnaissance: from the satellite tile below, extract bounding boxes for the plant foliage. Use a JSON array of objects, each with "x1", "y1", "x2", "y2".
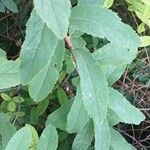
[{"x1": 0, "y1": 0, "x2": 146, "y2": 149}]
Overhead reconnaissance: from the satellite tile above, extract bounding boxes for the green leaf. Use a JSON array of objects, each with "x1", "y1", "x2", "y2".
[
  {"x1": 38, "y1": 124, "x2": 58, "y2": 150},
  {"x1": 103, "y1": 65, "x2": 126, "y2": 86},
  {"x1": 7, "y1": 101, "x2": 16, "y2": 112},
  {"x1": 141, "y1": 0, "x2": 150, "y2": 5},
  {"x1": 57, "y1": 88, "x2": 68, "y2": 105},
  {"x1": 93, "y1": 43, "x2": 138, "y2": 85},
  {"x1": 29, "y1": 65, "x2": 59, "y2": 102},
  {"x1": 72, "y1": 120, "x2": 94, "y2": 150},
  {"x1": 67, "y1": 86, "x2": 89, "y2": 133},
  {"x1": 65, "y1": 52, "x2": 75, "y2": 74},
  {"x1": 78, "y1": 0, "x2": 103, "y2": 5},
  {"x1": 20, "y1": 10, "x2": 58, "y2": 85},
  {"x1": 58, "y1": 131, "x2": 68, "y2": 142},
  {"x1": 46, "y1": 100, "x2": 73, "y2": 130},
  {"x1": 33, "y1": 0, "x2": 71, "y2": 39},
  {"x1": 25, "y1": 124, "x2": 39, "y2": 150},
  {"x1": 71, "y1": 76, "x2": 80, "y2": 87},
  {"x1": 1, "y1": 0, "x2": 18, "y2": 13},
  {"x1": 58, "y1": 71, "x2": 66, "y2": 83},
  {"x1": 70, "y1": 30, "x2": 86, "y2": 49},
  {"x1": 0, "y1": 101, "x2": 7, "y2": 110},
  {"x1": 107, "y1": 109, "x2": 120, "y2": 126},
  {"x1": 20, "y1": 10, "x2": 61, "y2": 102},
  {"x1": 15, "y1": 112, "x2": 25, "y2": 117},
  {"x1": 95, "y1": 120, "x2": 111, "y2": 150},
  {"x1": 143, "y1": 5, "x2": 150, "y2": 19},
  {"x1": 140, "y1": 36, "x2": 150, "y2": 47},
  {"x1": 137, "y1": 23, "x2": 145, "y2": 33},
  {"x1": 0, "y1": 57, "x2": 20, "y2": 90},
  {"x1": 13, "y1": 96, "x2": 25, "y2": 103},
  {"x1": 36, "y1": 98, "x2": 49, "y2": 116},
  {"x1": 1, "y1": 93, "x2": 11, "y2": 101},
  {"x1": 5, "y1": 127, "x2": 32, "y2": 150},
  {"x1": 0, "y1": 2, "x2": 5, "y2": 12},
  {"x1": 103, "y1": 0, "x2": 114, "y2": 8},
  {"x1": 70, "y1": 5, "x2": 140, "y2": 49},
  {"x1": 72, "y1": 36, "x2": 86, "y2": 49},
  {"x1": 30, "y1": 107, "x2": 39, "y2": 125},
  {"x1": 109, "y1": 88, "x2": 145, "y2": 125},
  {"x1": 93, "y1": 43, "x2": 137, "y2": 66},
  {"x1": 51, "y1": 41, "x2": 66, "y2": 72},
  {"x1": 126, "y1": 0, "x2": 144, "y2": 12},
  {"x1": 74, "y1": 49, "x2": 109, "y2": 124},
  {"x1": 110, "y1": 129, "x2": 135, "y2": 150},
  {"x1": 0, "y1": 113, "x2": 16, "y2": 150},
  {"x1": 58, "y1": 140, "x2": 71, "y2": 150}
]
